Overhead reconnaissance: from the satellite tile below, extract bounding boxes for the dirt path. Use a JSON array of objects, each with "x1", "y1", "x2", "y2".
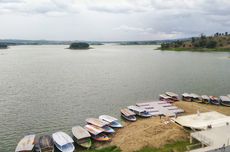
[{"x1": 108, "y1": 101, "x2": 230, "y2": 152}]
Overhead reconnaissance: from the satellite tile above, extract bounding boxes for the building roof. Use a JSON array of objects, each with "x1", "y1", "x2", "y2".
[
  {"x1": 15, "y1": 135, "x2": 35, "y2": 152},
  {"x1": 52, "y1": 131, "x2": 73, "y2": 146},
  {"x1": 72, "y1": 126, "x2": 91, "y2": 140},
  {"x1": 172, "y1": 111, "x2": 230, "y2": 130}
]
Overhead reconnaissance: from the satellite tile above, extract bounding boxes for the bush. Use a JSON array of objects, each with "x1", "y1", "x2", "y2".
[
  {"x1": 69, "y1": 42, "x2": 90, "y2": 49},
  {"x1": 206, "y1": 40, "x2": 217, "y2": 48}
]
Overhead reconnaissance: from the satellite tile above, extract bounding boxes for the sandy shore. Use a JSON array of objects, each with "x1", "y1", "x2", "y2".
[{"x1": 105, "y1": 101, "x2": 230, "y2": 152}]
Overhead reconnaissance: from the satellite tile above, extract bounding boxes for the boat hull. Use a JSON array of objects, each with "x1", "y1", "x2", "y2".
[
  {"x1": 91, "y1": 134, "x2": 110, "y2": 142},
  {"x1": 76, "y1": 138, "x2": 92, "y2": 149},
  {"x1": 220, "y1": 101, "x2": 230, "y2": 107},
  {"x1": 121, "y1": 114, "x2": 136, "y2": 122},
  {"x1": 109, "y1": 121, "x2": 123, "y2": 128}
]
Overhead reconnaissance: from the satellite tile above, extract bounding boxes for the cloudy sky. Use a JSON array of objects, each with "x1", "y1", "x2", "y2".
[{"x1": 0, "y1": 0, "x2": 230, "y2": 41}]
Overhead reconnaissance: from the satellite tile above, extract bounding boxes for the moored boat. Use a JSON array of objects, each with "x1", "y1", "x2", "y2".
[
  {"x1": 120, "y1": 108, "x2": 136, "y2": 121},
  {"x1": 220, "y1": 96, "x2": 230, "y2": 107},
  {"x1": 190, "y1": 93, "x2": 202, "y2": 102},
  {"x1": 165, "y1": 92, "x2": 179, "y2": 101},
  {"x1": 86, "y1": 118, "x2": 115, "y2": 133},
  {"x1": 159, "y1": 94, "x2": 172, "y2": 103},
  {"x1": 72, "y1": 126, "x2": 91, "y2": 149},
  {"x1": 15, "y1": 134, "x2": 36, "y2": 152},
  {"x1": 209, "y1": 96, "x2": 220, "y2": 105},
  {"x1": 84, "y1": 124, "x2": 110, "y2": 142},
  {"x1": 182, "y1": 93, "x2": 192, "y2": 101},
  {"x1": 35, "y1": 135, "x2": 54, "y2": 152},
  {"x1": 52, "y1": 131, "x2": 75, "y2": 152},
  {"x1": 128, "y1": 105, "x2": 152, "y2": 117},
  {"x1": 201, "y1": 95, "x2": 210, "y2": 104},
  {"x1": 99, "y1": 115, "x2": 123, "y2": 128}
]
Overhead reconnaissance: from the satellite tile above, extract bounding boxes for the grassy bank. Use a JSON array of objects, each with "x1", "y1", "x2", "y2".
[
  {"x1": 83, "y1": 140, "x2": 190, "y2": 152},
  {"x1": 136, "y1": 140, "x2": 190, "y2": 152},
  {"x1": 84, "y1": 146, "x2": 121, "y2": 152},
  {"x1": 157, "y1": 47, "x2": 230, "y2": 52}
]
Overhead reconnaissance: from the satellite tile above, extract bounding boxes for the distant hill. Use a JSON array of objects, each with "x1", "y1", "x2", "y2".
[
  {"x1": 0, "y1": 39, "x2": 104, "y2": 46},
  {"x1": 160, "y1": 32, "x2": 230, "y2": 51},
  {"x1": 0, "y1": 43, "x2": 8, "y2": 49}
]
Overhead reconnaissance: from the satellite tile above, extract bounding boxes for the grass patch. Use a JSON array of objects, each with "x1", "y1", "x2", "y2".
[
  {"x1": 136, "y1": 140, "x2": 190, "y2": 152},
  {"x1": 84, "y1": 146, "x2": 121, "y2": 152}
]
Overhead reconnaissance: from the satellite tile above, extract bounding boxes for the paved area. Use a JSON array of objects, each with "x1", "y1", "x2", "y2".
[{"x1": 190, "y1": 125, "x2": 230, "y2": 152}]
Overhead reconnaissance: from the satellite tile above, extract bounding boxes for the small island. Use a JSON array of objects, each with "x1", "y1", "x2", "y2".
[
  {"x1": 69, "y1": 42, "x2": 90, "y2": 49},
  {"x1": 0, "y1": 43, "x2": 8, "y2": 49},
  {"x1": 159, "y1": 32, "x2": 230, "y2": 52}
]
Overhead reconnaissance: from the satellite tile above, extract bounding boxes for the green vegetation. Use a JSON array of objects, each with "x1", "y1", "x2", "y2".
[
  {"x1": 69, "y1": 42, "x2": 90, "y2": 49},
  {"x1": 0, "y1": 43, "x2": 8, "y2": 49},
  {"x1": 160, "y1": 32, "x2": 230, "y2": 52},
  {"x1": 84, "y1": 146, "x2": 121, "y2": 152},
  {"x1": 135, "y1": 140, "x2": 190, "y2": 152}
]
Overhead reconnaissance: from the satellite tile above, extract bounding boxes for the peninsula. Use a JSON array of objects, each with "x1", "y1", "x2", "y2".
[{"x1": 159, "y1": 32, "x2": 230, "y2": 52}]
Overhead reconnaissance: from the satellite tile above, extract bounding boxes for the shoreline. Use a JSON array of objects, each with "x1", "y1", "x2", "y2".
[
  {"x1": 90, "y1": 101, "x2": 230, "y2": 152},
  {"x1": 156, "y1": 47, "x2": 230, "y2": 52}
]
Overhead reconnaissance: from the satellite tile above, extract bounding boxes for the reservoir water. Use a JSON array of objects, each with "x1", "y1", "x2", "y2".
[{"x1": 0, "y1": 44, "x2": 230, "y2": 151}]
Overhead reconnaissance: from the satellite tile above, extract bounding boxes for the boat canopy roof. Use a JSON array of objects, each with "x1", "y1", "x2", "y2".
[
  {"x1": 159, "y1": 94, "x2": 171, "y2": 99},
  {"x1": 52, "y1": 131, "x2": 73, "y2": 147},
  {"x1": 120, "y1": 108, "x2": 135, "y2": 116},
  {"x1": 182, "y1": 93, "x2": 191, "y2": 97},
  {"x1": 86, "y1": 118, "x2": 109, "y2": 127},
  {"x1": 15, "y1": 134, "x2": 35, "y2": 152},
  {"x1": 220, "y1": 96, "x2": 230, "y2": 102},
  {"x1": 39, "y1": 135, "x2": 53, "y2": 149},
  {"x1": 165, "y1": 92, "x2": 179, "y2": 97},
  {"x1": 128, "y1": 105, "x2": 145, "y2": 113},
  {"x1": 72, "y1": 126, "x2": 91, "y2": 139},
  {"x1": 190, "y1": 93, "x2": 200, "y2": 98},
  {"x1": 84, "y1": 125, "x2": 104, "y2": 135},
  {"x1": 99, "y1": 115, "x2": 118, "y2": 123},
  {"x1": 201, "y1": 95, "x2": 210, "y2": 100}
]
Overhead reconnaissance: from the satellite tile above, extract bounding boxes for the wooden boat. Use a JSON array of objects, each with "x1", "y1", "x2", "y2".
[
  {"x1": 181, "y1": 93, "x2": 192, "y2": 101},
  {"x1": 35, "y1": 135, "x2": 54, "y2": 152},
  {"x1": 120, "y1": 108, "x2": 136, "y2": 121},
  {"x1": 159, "y1": 94, "x2": 173, "y2": 103},
  {"x1": 190, "y1": 93, "x2": 202, "y2": 102},
  {"x1": 209, "y1": 96, "x2": 220, "y2": 105},
  {"x1": 72, "y1": 126, "x2": 91, "y2": 149},
  {"x1": 128, "y1": 105, "x2": 152, "y2": 117},
  {"x1": 84, "y1": 125, "x2": 110, "y2": 142},
  {"x1": 15, "y1": 134, "x2": 36, "y2": 152},
  {"x1": 52, "y1": 131, "x2": 74, "y2": 152},
  {"x1": 201, "y1": 95, "x2": 210, "y2": 104},
  {"x1": 165, "y1": 92, "x2": 179, "y2": 101},
  {"x1": 86, "y1": 118, "x2": 115, "y2": 133},
  {"x1": 99, "y1": 115, "x2": 123, "y2": 128},
  {"x1": 220, "y1": 96, "x2": 230, "y2": 107}
]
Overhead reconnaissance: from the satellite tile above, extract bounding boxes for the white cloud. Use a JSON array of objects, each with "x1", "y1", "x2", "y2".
[{"x1": 0, "y1": 0, "x2": 230, "y2": 40}]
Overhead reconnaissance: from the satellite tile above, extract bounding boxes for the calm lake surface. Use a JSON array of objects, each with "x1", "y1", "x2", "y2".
[{"x1": 0, "y1": 44, "x2": 230, "y2": 151}]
